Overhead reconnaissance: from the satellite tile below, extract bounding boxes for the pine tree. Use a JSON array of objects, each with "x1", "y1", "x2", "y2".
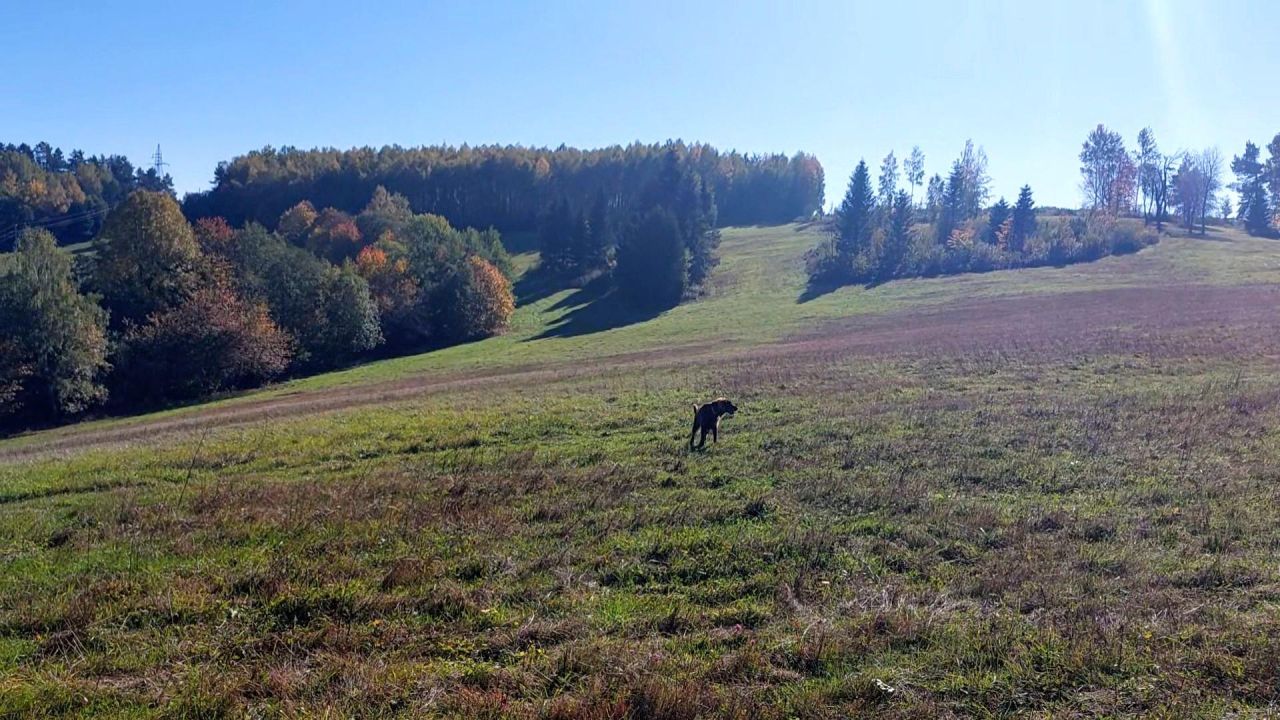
[
  {"x1": 616, "y1": 208, "x2": 687, "y2": 309},
  {"x1": 586, "y1": 192, "x2": 614, "y2": 271},
  {"x1": 1010, "y1": 185, "x2": 1037, "y2": 253},
  {"x1": 836, "y1": 160, "x2": 874, "y2": 259},
  {"x1": 538, "y1": 199, "x2": 575, "y2": 275},
  {"x1": 1233, "y1": 142, "x2": 1272, "y2": 236}
]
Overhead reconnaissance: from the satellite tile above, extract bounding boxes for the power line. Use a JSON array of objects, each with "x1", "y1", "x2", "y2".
[{"x1": 0, "y1": 206, "x2": 111, "y2": 244}]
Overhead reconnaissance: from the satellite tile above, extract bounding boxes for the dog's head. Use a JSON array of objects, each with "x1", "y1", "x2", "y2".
[{"x1": 714, "y1": 398, "x2": 738, "y2": 416}]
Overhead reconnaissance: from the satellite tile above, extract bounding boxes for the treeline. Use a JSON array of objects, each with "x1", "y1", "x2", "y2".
[
  {"x1": 809, "y1": 135, "x2": 1159, "y2": 288},
  {"x1": 182, "y1": 141, "x2": 824, "y2": 232},
  {"x1": 0, "y1": 188, "x2": 514, "y2": 430},
  {"x1": 0, "y1": 141, "x2": 174, "y2": 250},
  {"x1": 1078, "y1": 124, "x2": 1280, "y2": 238}
]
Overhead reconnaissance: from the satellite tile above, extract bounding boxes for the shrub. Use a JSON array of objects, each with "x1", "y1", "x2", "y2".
[{"x1": 110, "y1": 280, "x2": 292, "y2": 406}]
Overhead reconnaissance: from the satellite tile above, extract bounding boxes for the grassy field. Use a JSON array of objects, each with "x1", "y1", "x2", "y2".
[{"x1": 4, "y1": 223, "x2": 1280, "y2": 717}]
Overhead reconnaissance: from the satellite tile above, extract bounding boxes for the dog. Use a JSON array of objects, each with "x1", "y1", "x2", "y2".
[{"x1": 689, "y1": 398, "x2": 738, "y2": 451}]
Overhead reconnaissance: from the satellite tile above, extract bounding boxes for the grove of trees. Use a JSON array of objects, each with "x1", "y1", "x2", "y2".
[
  {"x1": 809, "y1": 133, "x2": 1160, "y2": 289},
  {"x1": 0, "y1": 187, "x2": 515, "y2": 430}
]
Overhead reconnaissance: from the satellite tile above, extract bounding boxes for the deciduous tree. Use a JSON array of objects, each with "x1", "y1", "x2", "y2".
[{"x1": 0, "y1": 229, "x2": 109, "y2": 424}]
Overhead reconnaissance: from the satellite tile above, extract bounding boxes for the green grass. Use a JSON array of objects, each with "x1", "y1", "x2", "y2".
[{"x1": 4, "y1": 223, "x2": 1280, "y2": 717}]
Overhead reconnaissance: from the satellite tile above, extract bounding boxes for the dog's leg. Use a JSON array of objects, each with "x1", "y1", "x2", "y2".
[
  {"x1": 698, "y1": 427, "x2": 708, "y2": 449},
  {"x1": 713, "y1": 418, "x2": 719, "y2": 443},
  {"x1": 689, "y1": 419, "x2": 699, "y2": 451}
]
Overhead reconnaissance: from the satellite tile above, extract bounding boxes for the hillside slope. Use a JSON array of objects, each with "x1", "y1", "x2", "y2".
[
  {"x1": 4, "y1": 222, "x2": 1279, "y2": 460},
  {"x1": 4, "y1": 223, "x2": 1280, "y2": 717}
]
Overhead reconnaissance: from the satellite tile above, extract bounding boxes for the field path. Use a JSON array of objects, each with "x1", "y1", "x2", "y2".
[{"x1": 4, "y1": 280, "x2": 1276, "y2": 463}]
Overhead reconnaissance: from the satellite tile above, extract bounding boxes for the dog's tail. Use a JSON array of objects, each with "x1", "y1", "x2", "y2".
[{"x1": 692, "y1": 403, "x2": 700, "y2": 413}]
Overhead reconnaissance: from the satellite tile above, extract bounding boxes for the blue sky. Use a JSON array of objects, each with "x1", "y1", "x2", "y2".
[{"x1": 5, "y1": 1, "x2": 1277, "y2": 209}]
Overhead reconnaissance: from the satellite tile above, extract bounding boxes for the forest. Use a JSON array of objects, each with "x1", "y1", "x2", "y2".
[
  {"x1": 181, "y1": 142, "x2": 825, "y2": 232},
  {"x1": 0, "y1": 141, "x2": 824, "y2": 431}
]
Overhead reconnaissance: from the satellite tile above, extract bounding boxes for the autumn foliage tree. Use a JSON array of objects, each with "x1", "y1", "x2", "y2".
[
  {"x1": 110, "y1": 279, "x2": 293, "y2": 406},
  {"x1": 354, "y1": 242, "x2": 422, "y2": 344},
  {"x1": 307, "y1": 207, "x2": 363, "y2": 263},
  {"x1": 434, "y1": 256, "x2": 515, "y2": 340}
]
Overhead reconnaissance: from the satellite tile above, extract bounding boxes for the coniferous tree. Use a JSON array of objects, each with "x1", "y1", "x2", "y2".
[
  {"x1": 879, "y1": 190, "x2": 913, "y2": 279},
  {"x1": 538, "y1": 198, "x2": 575, "y2": 276},
  {"x1": 836, "y1": 160, "x2": 874, "y2": 260},
  {"x1": 1010, "y1": 185, "x2": 1037, "y2": 253},
  {"x1": 936, "y1": 161, "x2": 967, "y2": 244},
  {"x1": 986, "y1": 198, "x2": 1011, "y2": 245},
  {"x1": 1232, "y1": 141, "x2": 1272, "y2": 236},
  {"x1": 615, "y1": 207, "x2": 686, "y2": 309},
  {"x1": 586, "y1": 192, "x2": 615, "y2": 271}
]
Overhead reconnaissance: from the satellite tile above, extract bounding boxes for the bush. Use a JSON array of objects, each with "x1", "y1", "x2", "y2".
[
  {"x1": 807, "y1": 211, "x2": 1159, "y2": 288},
  {"x1": 110, "y1": 280, "x2": 293, "y2": 406}
]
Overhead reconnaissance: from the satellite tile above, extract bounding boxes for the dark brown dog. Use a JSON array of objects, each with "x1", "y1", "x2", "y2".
[{"x1": 689, "y1": 398, "x2": 738, "y2": 451}]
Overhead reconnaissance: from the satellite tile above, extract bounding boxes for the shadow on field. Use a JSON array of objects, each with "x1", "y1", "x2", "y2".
[
  {"x1": 797, "y1": 280, "x2": 845, "y2": 304},
  {"x1": 529, "y1": 276, "x2": 663, "y2": 339}
]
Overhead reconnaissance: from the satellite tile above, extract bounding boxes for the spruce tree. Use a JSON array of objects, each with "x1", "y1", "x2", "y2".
[
  {"x1": 836, "y1": 160, "x2": 874, "y2": 259},
  {"x1": 879, "y1": 190, "x2": 913, "y2": 279},
  {"x1": 1010, "y1": 185, "x2": 1037, "y2": 253}
]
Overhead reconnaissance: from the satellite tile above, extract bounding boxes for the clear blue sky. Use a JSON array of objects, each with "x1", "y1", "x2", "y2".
[{"x1": 5, "y1": 1, "x2": 1277, "y2": 209}]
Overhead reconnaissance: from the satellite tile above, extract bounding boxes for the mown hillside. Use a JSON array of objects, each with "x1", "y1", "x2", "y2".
[{"x1": 4, "y1": 223, "x2": 1280, "y2": 717}]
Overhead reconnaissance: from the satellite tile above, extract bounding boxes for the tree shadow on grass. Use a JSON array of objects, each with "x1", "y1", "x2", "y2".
[
  {"x1": 798, "y1": 278, "x2": 850, "y2": 304},
  {"x1": 513, "y1": 266, "x2": 562, "y2": 306},
  {"x1": 529, "y1": 275, "x2": 665, "y2": 340}
]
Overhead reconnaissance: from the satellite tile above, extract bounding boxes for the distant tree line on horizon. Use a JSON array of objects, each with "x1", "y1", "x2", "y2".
[
  {"x1": 0, "y1": 141, "x2": 174, "y2": 250},
  {"x1": 181, "y1": 142, "x2": 825, "y2": 234}
]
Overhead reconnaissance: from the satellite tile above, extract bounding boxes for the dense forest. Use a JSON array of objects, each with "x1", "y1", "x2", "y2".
[
  {"x1": 0, "y1": 142, "x2": 173, "y2": 250},
  {"x1": 1, "y1": 140, "x2": 815, "y2": 431},
  {"x1": 182, "y1": 142, "x2": 824, "y2": 232},
  {"x1": 808, "y1": 126, "x2": 1280, "y2": 289}
]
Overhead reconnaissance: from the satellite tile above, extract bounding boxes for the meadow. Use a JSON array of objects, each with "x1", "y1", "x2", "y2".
[{"x1": 3, "y1": 222, "x2": 1280, "y2": 717}]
